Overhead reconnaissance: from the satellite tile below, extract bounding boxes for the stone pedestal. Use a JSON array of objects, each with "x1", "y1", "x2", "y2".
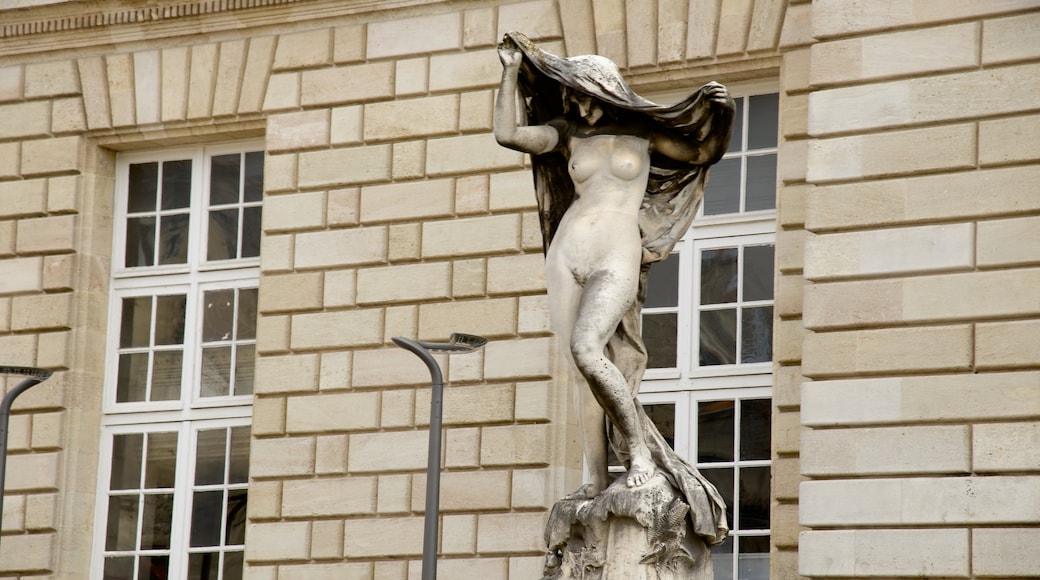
[{"x1": 542, "y1": 474, "x2": 713, "y2": 580}]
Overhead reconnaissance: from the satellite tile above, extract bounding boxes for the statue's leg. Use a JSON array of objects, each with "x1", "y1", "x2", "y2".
[{"x1": 570, "y1": 271, "x2": 654, "y2": 488}]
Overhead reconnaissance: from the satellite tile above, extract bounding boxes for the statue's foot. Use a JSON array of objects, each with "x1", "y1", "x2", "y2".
[
  {"x1": 626, "y1": 454, "x2": 655, "y2": 488},
  {"x1": 564, "y1": 482, "x2": 600, "y2": 500}
]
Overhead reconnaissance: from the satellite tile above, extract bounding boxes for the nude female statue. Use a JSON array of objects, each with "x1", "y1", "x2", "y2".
[{"x1": 494, "y1": 31, "x2": 733, "y2": 519}]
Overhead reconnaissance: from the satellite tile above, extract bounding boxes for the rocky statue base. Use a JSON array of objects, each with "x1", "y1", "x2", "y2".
[{"x1": 542, "y1": 474, "x2": 712, "y2": 580}]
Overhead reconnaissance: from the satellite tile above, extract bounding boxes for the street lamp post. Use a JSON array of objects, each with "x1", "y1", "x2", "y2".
[
  {"x1": 392, "y1": 333, "x2": 487, "y2": 580},
  {"x1": 0, "y1": 366, "x2": 54, "y2": 553}
]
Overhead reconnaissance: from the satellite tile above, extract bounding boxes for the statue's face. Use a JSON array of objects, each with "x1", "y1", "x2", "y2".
[{"x1": 571, "y1": 94, "x2": 604, "y2": 126}]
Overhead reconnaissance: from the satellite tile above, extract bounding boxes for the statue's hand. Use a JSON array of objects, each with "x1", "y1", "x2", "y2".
[
  {"x1": 703, "y1": 81, "x2": 730, "y2": 105},
  {"x1": 498, "y1": 42, "x2": 522, "y2": 67}
]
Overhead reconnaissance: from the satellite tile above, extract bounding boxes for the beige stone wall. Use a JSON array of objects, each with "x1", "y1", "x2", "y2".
[
  {"x1": 0, "y1": 0, "x2": 798, "y2": 578},
  {"x1": 798, "y1": 1, "x2": 1040, "y2": 577}
]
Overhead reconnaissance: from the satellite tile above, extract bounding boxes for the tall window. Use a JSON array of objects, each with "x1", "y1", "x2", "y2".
[
  {"x1": 638, "y1": 90, "x2": 777, "y2": 580},
  {"x1": 94, "y1": 143, "x2": 263, "y2": 580}
]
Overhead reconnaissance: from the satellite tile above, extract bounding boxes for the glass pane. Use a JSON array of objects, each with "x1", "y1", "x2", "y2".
[
  {"x1": 228, "y1": 427, "x2": 251, "y2": 484},
  {"x1": 703, "y1": 157, "x2": 740, "y2": 215},
  {"x1": 643, "y1": 403, "x2": 675, "y2": 450},
  {"x1": 210, "y1": 153, "x2": 241, "y2": 206},
  {"x1": 120, "y1": 297, "x2": 152, "y2": 349},
  {"x1": 236, "y1": 289, "x2": 258, "y2": 340},
  {"x1": 161, "y1": 160, "x2": 192, "y2": 210},
  {"x1": 140, "y1": 493, "x2": 174, "y2": 550},
  {"x1": 116, "y1": 352, "x2": 149, "y2": 403},
  {"x1": 700, "y1": 309, "x2": 736, "y2": 366},
  {"x1": 201, "y1": 346, "x2": 232, "y2": 397},
  {"x1": 110, "y1": 433, "x2": 144, "y2": 490},
  {"x1": 645, "y1": 253, "x2": 679, "y2": 308},
  {"x1": 225, "y1": 489, "x2": 248, "y2": 544},
  {"x1": 739, "y1": 466, "x2": 771, "y2": 530},
  {"x1": 150, "y1": 350, "x2": 182, "y2": 401},
  {"x1": 105, "y1": 495, "x2": 139, "y2": 551},
  {"x1": 157, "y1": 213, "x2": 190, "y2": 265},
  {"x1": 190, "y1": 491, "x2": 224, "y2": 547},
  {"x1": 125, "y1": 216, "x2": 156, "y2": 268},
  {"x1": 188, "y1": 552, "x2": 220, "y2": 580},
  {"x1": 234, "y1": 344, "x2": 255, "y2": 396},
  {"x1": 742, "y1": 246, "x2": 775, "y2": 302},
  {"x1": 244, "y1": 151, "x2": 264, "y2": 202},
  {"x1": 738, "y1": 536, "x2": 771, "y2": 580},
  {"x1": 740, "y1": 399, "x2": 772, "y2": 461},
  {"x1": 710, "y1": 536, "x2": 734, "y2": 580},
  {"x1": 223, "y1": 551, "x2": 244, "y2": 580},
  {"x1": 700, "y1": 248, "x2": 738, "y2": 305},
  {"x1": 202, "y1": 289, "x2": 235, "y2": 342},
  {"x1": 208, "y1": 209, "x2": 239, "y2": 261},
  {"x1": 725, "y1": 97, "x2": 744, "y2": 154},
  {"x1": 643, "y1": 312, "x2": 677, "y2": 368},
  {"x1": 145, "y1": 432, "x2": 178, "y2": 489},
  {"x1": 241, "y1": 206, "x2": 262, "y2": 259},
  {"x1": 740, "y1": 306, "x2": 773, "y2": 364},
  {"x1": 154, "y1": 295, "x2": 186, "y2": 345},
  {"x1": 104, "y1": 556, "x2": 135, "y2": 580},
  {"x1": 699, "y1": 467, "x2": 734, "y2": 525},
  {"x1": 139, "y1": 555, "x2": 170, "y2": 580},
  {"x1": 128, "y1": 162, "x2": 159, "y2": 213},
  {"x1": 195, "y1": 429, "x2": 228, "y2": 486},
  {"x1": 748, "y1": 93, "x2": 779, "y2": 150},
  {"x1": 745, "y1": 154, "x2": 777, "y2": 212},
  {"x1": 698, "y1": 401, "x2": 735, "y2": 463}
]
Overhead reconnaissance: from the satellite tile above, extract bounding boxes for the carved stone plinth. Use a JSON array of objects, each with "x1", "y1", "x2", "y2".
[{"x1": 542, "y1": 474, "x2": 713, "y2": 580}]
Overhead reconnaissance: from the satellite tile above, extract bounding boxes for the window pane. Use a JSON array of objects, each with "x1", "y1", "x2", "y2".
[
  {"x1": 710, "y1": 536, "x2": 734, "y2": 580},
  {"x1": 645, "y1": 253, "x2": 679, "y2": 308},
  {"x1": 225, "y1": 489, "x2": 248, "y2": 544},
  {"x1": 139, "y1": 555, "x2": 170, "y2": 580},
  {"x1": 125, "y1": 216, "x2": 156, "y2": 268},
  {"x1": 210, "y1": 154, "x2": 241, "y2": 206},
  {"x1": 140, "y1": 493, "x2": 174, "y2": 550},
  {"x1": 120, "y1": 297, "x2": 153, "y2": 349},
  {"x1": 698, "y1": 467, "x2": 734, "y2": 525},
  {"x1": 740, "y1": 399, "x2": 772, "y2": 461},
  {"x1": 241, "y1": 206, "x2": 262, "y2": 259},
  {"x1": 738, "y1": 536, "x2": 770, "y2": 580},
  {"x1": 703, "y1": 157, "x2": 740, "y2": 215},
  {"x1": 739, "y1": 466, "x2": 771, "y2": 530},
  {"x1": 105, "y1": 495, "x2": 139, "y2": 551},
  {"x1": 190, "y1": 491, "x2": 224, "y2": 547},
  {"x1": 154, "y1": 295, "x2": 186, "y2": 345},
  {"x1": 745, "y1": 154, "x2": 776, "y2": 212},
  {"x1": 188, "y1": 552, "x2": 220, "y2": 580},
  {"x1": 698, "y1": 401, "x2": 734, "y2": 463},
  {"x1": 700, "y1": 248, "x2": 738, "y2": 305},
  {"x1": 748, "y1": 93, "x2": 779, "y2": 150},
  {"x1": 208, "y1": 209, "x2": 239, "y2": 261},
  {"x1": 144, "y1": 432, "x2": 178, "y2": 489},
  {"x1": 228, "y1": 426, "x2": 251, "y2": 484},
  {"x1": 161, "y1": 160, "x2": 192, "y2": 210},
  {"x1": 223, "y1": 551, "x2": 244, "y2": 580},
  {"x1": 740, "y1": 306, "x2": 773, "y2": 364},
  {"x1": 128, "y1": 162, "x2": 159, "y2": 213},
  {"x1": 117, "y1": 352, "x2": 149, "y2": 403},
  {"x1": 111, "y1": 434, "x2": 144, "y2": 490},
  {"x1": 195, "y1": 429, "x2": 228, "y2": 486},
  {"x1": 742, "y1": 246, "x2": 775, "y2": 302},
  {"x1": 236, "y1": 289, "x2": 257, "y2": 340},
  {"x1": 104, "y1": 556, "x2": 135, "y2": 580},
  {"x1": 150, "y1": 350, "x2": 182, "y2": 401},
  {"x1": 643, "y1": 403, "x2": 675, "y2": 450},
  {"x1": 643, "y1": 312, "x2": 677, "y2": 368},
  {"x1": 203, "y1": 289, "x2": 235, "y2": 342},
  {"x1": 700, "y1": 309, "x2": 736, "y2": 366},
  {"x1": 244, "y1": 151, "x2": 264, "y2": 202},
  {"x1": 234, "y1": 344, "x2": 255, "y2": 396},
  {"x1": 725, "y1": 97, "x2": 744, "y2": 154},
  {"x1": 201, "y1": 346, "x2": 232, "y2": 397},
  {"x1": 157, "y1": 213, "x2": 190, "y2": 265}
]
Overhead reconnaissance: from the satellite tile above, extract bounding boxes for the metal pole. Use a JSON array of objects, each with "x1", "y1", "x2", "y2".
[
  {"x1": 392, "y1": 334, "x2": 486, "y2": 580},
  {"x1": 0, "y1": 366, "x2": 53, "y2": 554}
]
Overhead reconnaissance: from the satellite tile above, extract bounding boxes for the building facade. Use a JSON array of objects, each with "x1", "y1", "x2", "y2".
[{"x1": 0, "y1": 0, "x2": 1037, "y2": 578}]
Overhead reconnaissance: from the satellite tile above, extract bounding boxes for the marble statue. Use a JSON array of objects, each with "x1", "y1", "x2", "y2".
[{"x1": 494, "y1": 32, "x2": 733, "y2": 578}]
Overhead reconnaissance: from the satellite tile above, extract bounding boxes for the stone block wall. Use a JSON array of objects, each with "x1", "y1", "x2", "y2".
[{"x1": 798, "y1": 1, "x2": 1040, "y2": 577}]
